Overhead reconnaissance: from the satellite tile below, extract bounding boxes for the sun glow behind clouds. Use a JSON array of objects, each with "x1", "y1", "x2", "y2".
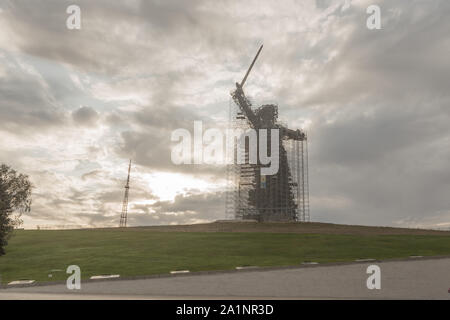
[{"x1": 142, "y1": 171, "x2": 224, "y2": 201}]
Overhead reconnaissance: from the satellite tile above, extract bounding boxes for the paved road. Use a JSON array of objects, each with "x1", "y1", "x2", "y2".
[{"x1": 1, "y1": 258, "x2": 450, "y2": 299}]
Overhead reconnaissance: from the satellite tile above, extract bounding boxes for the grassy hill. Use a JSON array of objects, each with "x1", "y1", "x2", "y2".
[
  {"x1": 115, "y1": 220, "x2": 450, "y2": 235},
  {"x1": 1, "y1": 222, "x2": 450, "y2": 284}
]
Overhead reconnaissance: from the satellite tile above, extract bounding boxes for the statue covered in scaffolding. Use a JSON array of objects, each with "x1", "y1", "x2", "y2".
[{"x1": 226, "y1": 45, "x2": 310, "y2": 222}]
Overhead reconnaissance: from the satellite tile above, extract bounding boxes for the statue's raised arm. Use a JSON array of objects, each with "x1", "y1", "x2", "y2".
[{"x1": 231, "y1": 45, "x2": 263, "y2": 129}]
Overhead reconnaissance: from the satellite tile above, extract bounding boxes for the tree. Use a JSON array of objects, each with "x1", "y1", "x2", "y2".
[{"x1": 0, "y1": 164, "x2": 32, "y2": 255}]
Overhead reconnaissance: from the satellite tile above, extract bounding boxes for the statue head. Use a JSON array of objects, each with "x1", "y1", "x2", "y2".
[{"x1": 256, "y1": 104, "x2": 278, "y2": 127}]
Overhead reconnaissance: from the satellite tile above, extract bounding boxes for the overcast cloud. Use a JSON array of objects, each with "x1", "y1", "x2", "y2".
[{"x1": 0, "y1": 0, "x2": 449, "y2": 229}]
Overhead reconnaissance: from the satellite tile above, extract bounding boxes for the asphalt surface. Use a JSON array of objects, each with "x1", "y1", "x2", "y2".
[{"x1": 1, "y1": 258, "x2": 450, "y2": 299}]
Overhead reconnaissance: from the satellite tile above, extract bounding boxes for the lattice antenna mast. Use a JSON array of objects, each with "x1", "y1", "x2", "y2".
[{"x1": 119, "y1": 160, "x2": 131, "y2": 227}]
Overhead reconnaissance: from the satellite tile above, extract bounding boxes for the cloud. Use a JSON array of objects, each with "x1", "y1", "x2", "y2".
[
  {"x1": 129, "y1": 190, "x2": 226, "y2": 226},
  {"x1": 0, "y1": 54, "x2": 66, "y2": 132},
  {"x1": 72, "y1": 106, "x2": 99, "y2": 126},
  {"x1": 0, "y1": 0, "x2": 449, "y2": 230}
]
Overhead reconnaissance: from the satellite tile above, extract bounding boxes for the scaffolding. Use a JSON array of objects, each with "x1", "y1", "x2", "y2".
[{"x1": 226, "y1": 99, "x2": 310, "y2": 222}]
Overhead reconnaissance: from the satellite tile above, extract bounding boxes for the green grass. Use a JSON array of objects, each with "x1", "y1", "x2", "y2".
[{"x1": 1, "y1": 229, "x2": 450, "y2": 284}]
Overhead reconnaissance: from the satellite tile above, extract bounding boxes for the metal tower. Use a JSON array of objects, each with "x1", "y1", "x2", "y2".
[{"x1": 119, "y1": 160, "x2": 131, "y2": 227}]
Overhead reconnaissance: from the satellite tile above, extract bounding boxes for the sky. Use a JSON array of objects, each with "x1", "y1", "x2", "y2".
[{"x1": 0, "y1": 0, "x2": 449, "y2": 230}]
